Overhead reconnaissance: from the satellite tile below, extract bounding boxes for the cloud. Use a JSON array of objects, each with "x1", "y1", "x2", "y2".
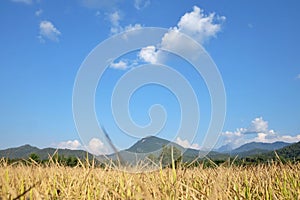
[
  {"x1": 109, "y1": 11, "x2": 122, "y2": 34},
  {"x1": 57, "y1": 140, "x2": 82, "y2": 150},
  {"x1": 87, "y1": 138, "x2": 108, "y2": 155},
  {"x1": 138, "y1": 6, "x2": 225, "y2": 65},
  {"x1": 95, "y1": 10, "x2": 101, "y2": 17},
  {"x1": 124, "y1": 24, "x2": 142, "y2": 32},
  {"x1": 296, "y1": 74, "x2": 300, "y2": 79},
  {"x1": 109, "y1": 11, "x2": 121, "y2": 27},
  {"x1": 108, "y1": 11, "x2": 142, "y2": 35},
  {"x1": 11, "y1": 0, "x2": 32, "y2": 4},
  {"x1": 247, "y1": 117, "x2": 268, "y2": 133},
  {"x1": 54, "y1": 138, "x2": 108, "y2": 155},
  {"x1": 110, "y1": 60, "x2": 128, "y2": 70},
  {"x1": 176, "y1": 137, "x2": 200, "y2": 150},
  {"x1": 110, "y1": 59, "x2": 139, "y2": 70},
  {"x1": 35, "y1": 9, "x2": 43, "y2": 17},
  {"x1": 176, "y1": 6, "x2": 225, "y2": 44},
  {"x1": 138, "y1": 46, "x2": 159, "y2": 64},
  {"x1": 134, "y1": 0, "x2": 150, "y2": 10},
  {"x1": 39, "y1": 20, "x2": 61, "y2": 42},
  {"x1": 162, "y1": 6, "x2": 225, "y2": 56},
  {"x1": 220, "y1": 117, "x2": 300, "y2": 148}
]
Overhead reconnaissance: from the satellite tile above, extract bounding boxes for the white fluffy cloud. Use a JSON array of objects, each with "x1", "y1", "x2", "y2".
[
  {"x1": 138, "y1": 46, "x2": 159, "y2": 64},
  {"x1": 134, "y1": 0, "x2": 150, "y2": 10},
  {"x1": 39, "y1": 20, "x2": 61, "y2": 42},
  {"x1": 247, "y1": 117, "x2": 268, "y2": 133},
  {"x1": 176, "y1": 6, "x2": 225, "y2": 44},
  {"x1": 87, "y1": 138, "x2": 108, "y2": 155},
  {"x1": 176, "y1": 137, "x2": 200, "y2": 150},
  {"x1": 57, "y1": 140, "x2": 82, "y2": 150},
  {"x1": 139, "y1": 6, "x2": 225, "y2": 64},
  {"x1": 11, "y1": 0, "x2": 32, "y2": 4},
  {"x1": 161, "y1": 6, "x2": 225, "y2": 53},
  {"x1": 55, "y1": 138, "x2": 108, "y2": 155},
  {"x1": 221, "y1": 117, "x2": 300, "y2": 148}
]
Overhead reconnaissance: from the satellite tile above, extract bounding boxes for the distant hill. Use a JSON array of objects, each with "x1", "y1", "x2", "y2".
[
  {"x1": 0, "y1": 144, "x2": 93, "y2": 160},
  {"x1": 233, "y1": 141, "x2": 291, "y2": 154},
  {"x1": 216, "y1": 144, "x2": 233, "y2": 153},
  {"x1": 216, "y1": 141, "x2": 291, "y2": 157}
]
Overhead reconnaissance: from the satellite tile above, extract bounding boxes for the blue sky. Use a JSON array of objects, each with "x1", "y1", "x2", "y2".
[{"x1": 1, "y1": 0, "x2": 300, "y2": 154}]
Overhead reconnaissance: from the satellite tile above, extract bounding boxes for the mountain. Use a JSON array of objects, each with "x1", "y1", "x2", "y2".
[
  {"x1": 0, "y1": 144, "x2": 40, "y2": 159},
  {"x1": 216, "y1": 144, "x2": 233, "y2": 153},
  {"x1": 216, "y1": 141, "x2": 291, "y2": 157},
  {"x1": 127, "y1": 136, "x2": 184, "y2": 153},
  {"x1": 0, "y1": 145, "x2": 93, "y2": 160},
  {"x1": 106, "y1": 136, "x2": 227, "y2": 164},
  {"x1": 233, "y1": 141, "x2": 291, "y2": 154},
  {"x1": 267, "y1": 141, "x2": 300, "y2": 160},
  {"x1": 2, "y1": 138, "x2": 298, "y2": 165}
]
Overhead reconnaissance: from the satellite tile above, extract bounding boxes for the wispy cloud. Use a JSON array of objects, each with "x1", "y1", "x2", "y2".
[
  {"x1": 110, "y1": 59, "x2": 139, "y2": 70},
  {"x1": 296, "y1": 74, "x2": 300, "y2": 80},
  {"x1": 134, "y1": 0, "x2": 150, "y2": 10},
  {"x1": 109, "y1": 11, "x2": 122, "y2": 34},
  {"x1": 38, "y1": 20, "x2": 61, "y2": 42},
  {"x1": 35, "y1": 9, "x2": 43, "y2": 17},
  {"x1": 108, "y1": 11, "x2": 142, "y2": 35}
]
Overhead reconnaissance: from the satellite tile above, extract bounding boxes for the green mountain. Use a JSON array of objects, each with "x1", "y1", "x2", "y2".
[
  {"x1": 0, "y1": 144, "x2": 93, "y2": 160},
  {"x1": 127, "y1": 136, "x2": 184, "y2": 153},
  {"x1": 106, "y1": 136, "x2": 227, "y2": 165},
  {"x1": 0, "y1": 144, "x2": 40, "y2": 159},
  {"x1": 265, "y1": 141, "x2": 300, "y2": 161}
]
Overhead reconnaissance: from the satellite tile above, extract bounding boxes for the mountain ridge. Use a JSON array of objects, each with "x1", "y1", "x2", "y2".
[{"x1": 0, "y1": 137, "x2": 299, "y2": 163}]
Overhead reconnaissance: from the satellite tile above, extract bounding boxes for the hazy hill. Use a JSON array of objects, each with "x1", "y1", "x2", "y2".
[
  {"x1": 233, "y1": 141, "x2": 290, "y2": 154},
  {"x1": 216, "y1": 141, "x2": 291, "y2": 157}
]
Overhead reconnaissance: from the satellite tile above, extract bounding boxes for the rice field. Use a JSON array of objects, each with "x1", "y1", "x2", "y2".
[{"x1": 1, "y1": 159, "x2": 300, "y2": 199}]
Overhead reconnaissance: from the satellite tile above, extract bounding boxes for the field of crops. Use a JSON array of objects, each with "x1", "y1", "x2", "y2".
[{"x1": 1, "y1": 159, "x2": 300, "y2": 199}]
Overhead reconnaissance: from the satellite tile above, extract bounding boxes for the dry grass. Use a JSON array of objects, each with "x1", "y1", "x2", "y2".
[{"x1": 0, "y1": 159, "x2": 300, "y2": 199}]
